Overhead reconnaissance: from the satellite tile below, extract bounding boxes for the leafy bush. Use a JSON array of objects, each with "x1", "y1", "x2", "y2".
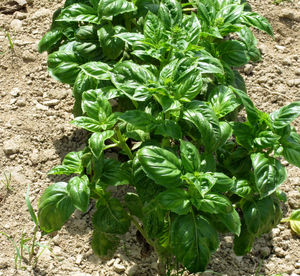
[{"x1": 37, "y1": 0, "x2": 300, "y2": 274}]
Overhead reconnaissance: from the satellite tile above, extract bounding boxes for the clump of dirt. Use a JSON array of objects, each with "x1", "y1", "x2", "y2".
[{"x1": 0, "y1": 0, "x2": 299, "y2": 275}]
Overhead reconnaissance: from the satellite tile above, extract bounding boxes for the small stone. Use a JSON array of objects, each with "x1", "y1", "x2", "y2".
[
  {"x1": 275, "y1": 45, "x2": 286, "y2": 51},
  {"x1": 43, "y1": 99, "x2": 60, "y2": 106},
  {"x1": 282, "y1": 58, "x2": 292, "y2": 66},
  {"x1": 30, "y1": 149, "x2": 39, "y2": 165},
  {"x1": 258, "y1": 44, "x2": 267, "y2": 54},
  {"x1": 127, "y1": 265, "x2": 139, "y2": 276},
  {"x1": 3, "y1": 139, "x2": 20, "y2": 155},
  {"x1": 113, "y1": 263, "x2": 126, "y2": 274},
  {"x1": 36, "y1": 102, "x2": 48, "y2": 111},
  {"x1": 280, "y1": 9, "x2": 295, "y2": 20},
  {"x1": 259, "y1": 247, "x2": 271, "y2": 257},
  {"x1": 22, "y1": 50, "x2": 36, "y2": 62},
  {"x1": 10, "y1": 19, "x2": 22, "y2": 32},
  {"x1": 32, "y1": 8, "x2": 51, "y2": 20},
  {"x1": 52, "y1": 246, "x2": 63, "y2": 256},
  {"x1": 296, "y1": 262, "x2": 300, "y2": 269},
  {"x1": 15, "y1": 0, "x2": 27, "y2": 6},
  {"x1": 287, "y1": 79, "x2": 295, "y2": 87},
  {"x1": 16, "y1": 99, "x2": 26, "y2": 107},
  {"x1": 75, "y1": 254, "x2": 83, "y2": 265},
  {"x1": 107, "y1": 259, "x2": 115, "y2": 266},
  {"x1": 0, "y1": 258, "x2": 9, "y2": 269},
  {"x1": 4, "y1": 223, "x2": 10, "y2": 229},
  {"x1": 295, "y1": 79, "x2": 300, "y2": 87},
  {"x1": 295, "y1": 69, "x2": 300, "y2": 76},
  {"x1": 244, "y1": 64, "x2": 253, "y2": 75},
  {"x1": 151, "y1": 262, "x2": 158, "y2": 270},
  {"x1": 10, "y1": 87, "x2": 20, "y2": 97},
  {"x1": 10, "y1": 98, "x2": 17, "y2": 104},
  {"x1": 274, "y1": 247, "x2": 285, "y2": 257},
  {"x1": 14, "y1": 12, "x2": 27, "y2": 20},
  {"x1": 52, "y1": 235, "x2": 60, "y2": 245}
]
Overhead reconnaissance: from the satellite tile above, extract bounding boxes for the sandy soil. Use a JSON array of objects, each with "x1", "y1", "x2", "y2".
[{"x1": 0, "y1": 0, "x2": 299, "y2": 275}]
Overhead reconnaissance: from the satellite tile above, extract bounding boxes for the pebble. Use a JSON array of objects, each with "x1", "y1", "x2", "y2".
[
  {"x1": 15, "y1": 0, "x2": 27, "y2": 6},
  {"x1": 52, "y1": 246, "x2": 63, "y2": 256},
  {"x1": 3, "y1": 139, "x2": 20, "y2": 155},
  {"x1": 275, "y1": 45, "x2": 286, "y2": 51},
  {"x1": 113, "y1": 263, "x2": 126, "y2": 274},
  {"x1": 280, "y1": 9, "x2": 295, "y2": 20},
  {"x1": 10, "y1": 19, "x2": 23, "y2": 32},
  {"x1": 259, "y1": 247, "x2": 271, "y2": 257},
  {"x1": 274, "y1": 247, "x2": 285, "y2": 258},
  {"x1": 36, "y1": 102, "x2": 48, "y2": 111},
  {"x1": 14, "y1": 12, "x2": 27, "y2": 20},
  {"x1": 22, "y1": 50, "x2": 36, "y2": 62},
  {"x1": 296, "y1": 262, "x2": 300, "y2": 269},
  {"x1": 243, "y1": 64, "x2": 253, "y2": 75},
  {"x1": 43, "y1": 99, "x2": 60, "y2": 106},
  {"x1": 16, "y1": 98, "x2": 26, "y2": 107},
  {"x1": 32, "y1": 8, "x2": 52, "y2": 20},
  {"x1": 75, "y1": 254, "x2": 83, "y2": 265},
  {"x1": 282, "y1": 58, "x2": 292, "y2": 66},
  {"x1": 10, "y1": 87, "x2": 20, "y2": 97},
  {"x1": 295, "y1": 69, "x2": 300, "y2": 76}
]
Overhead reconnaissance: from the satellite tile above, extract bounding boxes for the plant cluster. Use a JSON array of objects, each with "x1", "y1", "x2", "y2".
[{"x1": 37, "y1": 0, "x2": 300, "y2": 273}]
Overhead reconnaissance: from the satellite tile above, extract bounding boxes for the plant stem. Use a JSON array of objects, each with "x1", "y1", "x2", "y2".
[
  {"x1": 29, "y1": 226, "x2": 38, "y2": 264},
  {"x1": 130, "y1": 215, "x2": 155, "y2": 248},
  {"x1": 115, "y1": 127, "x2": 134, "y2": 160}
]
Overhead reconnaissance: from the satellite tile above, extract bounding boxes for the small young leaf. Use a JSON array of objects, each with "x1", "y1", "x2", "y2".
[
  {"x1": 289, "y1": 209, "x2": 300, "y2": 236},
  {"x1": 271, "y1": 102, "x2": 300, "y2": 130},
  {"x1": 180, "y1": 140, "x2": 201, "y2": 173},
  {"x1": 71, "y1": 116, "x2": 102, "y2": 132},
  {"x1": 89, "y1": 130, "x2": 115, "y2": 159}
]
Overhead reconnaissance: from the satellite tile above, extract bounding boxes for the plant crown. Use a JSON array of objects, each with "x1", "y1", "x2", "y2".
[{"x1": 37, "y1": 0, "x2": 300, "y2": 273}]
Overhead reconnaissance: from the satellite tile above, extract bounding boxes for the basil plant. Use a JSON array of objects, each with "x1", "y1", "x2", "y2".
[{"x1": 36, "y1": 0, "x2": 300, "y2": 274}]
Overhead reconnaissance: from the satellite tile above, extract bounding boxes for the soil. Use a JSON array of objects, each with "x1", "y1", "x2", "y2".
[{"x1": 0, "y1": 0, "x2": 299, "y2": 275}]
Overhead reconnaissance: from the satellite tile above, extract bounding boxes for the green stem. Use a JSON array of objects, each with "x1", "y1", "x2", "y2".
[
  {"x1": 130, "y1": 215, "x2": 155, "y2": 248},
  {"x1": 29, "y1": 226, "x2": 38, "y2": 264},
  {"x1": 115, "y1": 127, "x2": 134, "y2": 160}
]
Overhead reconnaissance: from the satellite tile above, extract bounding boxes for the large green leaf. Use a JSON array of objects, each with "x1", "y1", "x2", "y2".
[
  {"x1": 71, "y1": 116, "x2": 102, "y2": 132},
  {"x1": 67, "y1": 175, "x2": 90, "y2": 212},
  {"x1": 89, "y1": 130, "x2": 115, "y2": 159},
  {"x1": 217, "y1": 40, "x2": 249, "y2": 67},
  {"x1": 91, "y1": 229, "x2": 119, "y2": 258},
  {"x1": 100, "y1": 159, "x2": 130, "y2": 186},
  {"x1": 191, "y1": 193, "x2": 232, "y2": 214},
  {"x1": 282, "y1": 131, "x2": 300, "y2": 168},
  {"x1": 242, "y1": 197, "x2": 281, "y2": 236},
  {"x1": 251, "y1": 153, "x2": 287, "y2": 199},
  {"x1": 157, "y1": 188, "x2": 191, "y2": 215},
  {"x1": 254, "y1": 131, "x2": 280, "y2": 149},
  {"x1": 233, "y1": 223, "x2": 255, "y2": 256},
  {"x1": 219, "y1": 209, "x2": 241, "y2": 236},
  {"x1": 240, "y1": 11, "x2": 273, "y2": 36},
  {"x1": 271, "y1": 102, "x2": 300, "y2": 130},
  {"x1": 125, "y1": 193, "x2": 144, "y2": 219},
  {"x1": 183, "y1": 101, "x2": 220, "y2": 152},
  {"x1": 48, "y1": 151, "x2": 83, "y2": 175},
  {"x1": 80, "y1": 62, "x2": 112, "y2": 80},
  {"x1": 56, "y1": 3, "x2": 99, "y2": 23},
  {"x1": 97, "y1": 0, "x2": 136, "y2": 19},
  {"x1": 170, "y1": 214, "x2": 219, "y2": 273},
  {"x1": 112, "y1": 61, "x2": 156, "y2": 101},
  {"x1": 98, "y1": 25, "x2": 125, "y2": 60},
  {"x1": 195, "y1": 50, "x2": 224, "y2": 75},
  {"x1": 211, "y1": 172, "x2": 234, "y2": 193},
  {"x1": 120, "y1": 110, "x2": 157, "y2": 132},
  {"x1": 158, "y1": 0, "x2": 182, "y2": 29},
  {"x1": 38, "y1": 29, "x2": 63, "y2": 53},
  {"x1": 144, "y1": 12, "x2": 166, "y2": 45},
  {"x1": 137, "y1": 146, "x2": 182, "y2": 188},
  {"x1": 180, "y1": 140, "x2": 201, "y2": 173},
  {"x1": 38, "y1": 182, "x2": 75, "y2": 233},
  {"x1": 93, "y1": 198, "x2": 130, "y2": 234},
  {"x1": 182, "y1": 13, "x2": 201, "y2": 45},
  {"x1": 154, "y1": 120, "x2": 182, "y2": 140},
  {"x1": 209, "y1": 85, "x2": 240, "y2": 118}
]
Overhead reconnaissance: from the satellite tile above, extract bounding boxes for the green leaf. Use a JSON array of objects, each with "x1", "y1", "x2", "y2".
[
  {"x1": 56, "y1": 3, "x2": 99, "y2": 23},
  {"x1": 93, "y1": 198, "x2": 130, "y2": 234},
  {"x1": 240, "y1": 11, "x2": 273, "y2": 36},
  {"x1": 120, "y1": 110, "x2": 157, "y2": 132},
  {"x1": 219, "y1": 209, "x2": 241, "y2": 236},
  {"x1": 97, "y1": 0, "x2": 136, "y2": 19},
  {"x1": 154, "y1": 120, "x2": 182, "y2": 140},
  {"x1": 114, "y1": 32, "x2": 144, "y2": 45},
  {"x1": 158, "y1": 0, "x2": 182, "y2": 29},
  {"x1": 211, "y1": 172, "x2": 234, "y2": 193},
  {"x1": 137, "y1": 146, "x2": 182, "y2": 188},
  {"x1": 98, "y1": 25, "x2": 125, "y2": 60},
  {"x1": 233, "y1": 223, "x2": 255, "y2": 256},
  {"x1": 182, "y1": 13, "x2": 201, "y2": 45},
  {"x1": 112, "y1": 61, "x2": 156, "y2": 101},
  {"x1": 180, "y1": 140, "x2": 201, "y2": 173},
  {"x1": 271, "y1": 102, "x2": 300, "y2": 130},
  {"x1": 38, "y1": 182, "x2": 75, "y2": 233},
  {"x1": 191, "y1": 193, "x2": 232, "y2": 214},
  {"x1": 26, "y1": 184, "x2": 38, "y2": 226},
  {"x1": 144, "y1": 12, "x2": 166, "y2": 45},
  {"x1": 242, "y1": 197, "x2": 281, "y2": 236},
  {"x1": 183, "y1": 101, "x2": 220, "y2": 152},
  {"x1": 101, "y1": 159, "x2": 130, "y2": 186},
  {"x1": 89, "y1": 130, "x2": 115, "y2": 159},
  {"x1": 48, "y1": 151, "x2": 83, "y2": 175},
  {"x1": 38, "y1": 29, "x2": 63, "y2": 53},
  {"x1": 48, "y1": 51, "x2": 81, "y2": 84},
  {"x1": 125, "y1": 193, "x2": 144, "y2": 218},
  {"x1": 92, "y1": 229, "x2": 119, "y2": 258},
  {"x1": 254, "y1": 131, "x2": 280, "y2": 149},
  {"x1": 157, "y1": 188, "x2": 191, "y2": 215},
  {"x1": 75, "y1": 25, "x2": 98, "y2": 41},
  {"x1": 232, "y1": 179, "x2": 252, "y2": 198},
  {"x1": 67, "y1": 175, "x2": 90, "y2": 212},
  {"x1": 186, "y1": 173, "x2": 216, "y2": 197},
  {"x1": 282, "y1": 131, "x2": 300, "y2": 168},
  {"x1": 196, "y1": 50, "x2": 224, "y2": 75},
  {"x1": 217, "y1": 121, "x2": 233, "y2": 148},
  {"x1": 289, "y1": 210, "x2": 300, "y2": 236},
  {"x1": 170, "y1": 214, "x2": 219, "y2": 273},
  {"x1": 251, "y1": 153, "x2": 287, "y2": 199},
  {"x1": 209, "y1": 85, "x2": 240, "y2": 118},
  {"x1": 71, "y1": 116, "x2": 102, "y2": 132},
  {"x1": 217, "y1": 40, "x2": 249, "y2": 67},
  {"x1": 80, "y1": 62, "x2": 112, "y2": 80}
]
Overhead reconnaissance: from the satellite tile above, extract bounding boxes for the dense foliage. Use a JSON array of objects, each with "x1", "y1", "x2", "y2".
[{"x1": 37, "y1": 0, "x2": 300, "y2": 273}]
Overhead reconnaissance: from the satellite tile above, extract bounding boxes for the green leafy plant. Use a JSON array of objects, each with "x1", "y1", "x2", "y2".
[
  {"x1": 1, "y1": 172, "x2": 13, "y2": 191},
  {"x1": 36, "y1": 0, "x2": 300, "y2": 274}
]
